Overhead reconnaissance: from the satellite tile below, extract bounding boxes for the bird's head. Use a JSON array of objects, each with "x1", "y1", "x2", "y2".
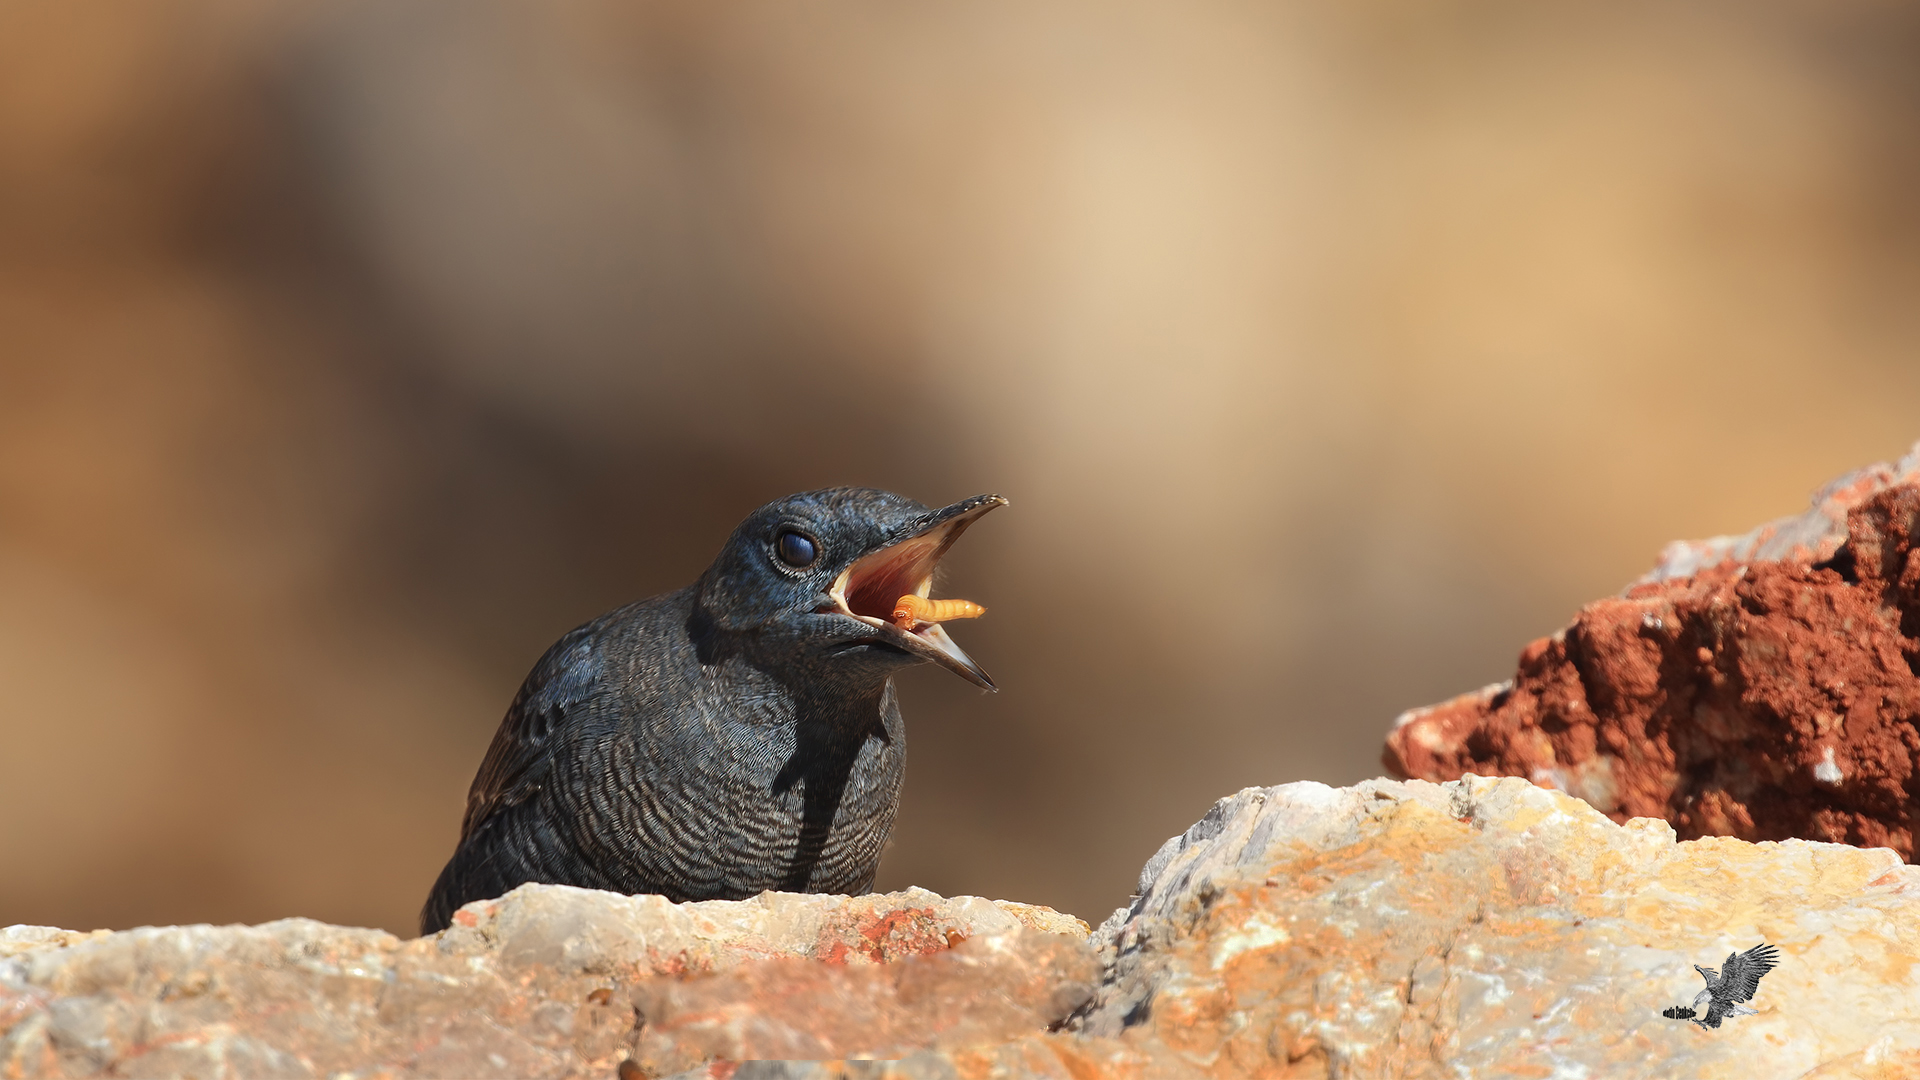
[{"x1": 695, "y1": 488, "x2": 1006, "y2": 690}]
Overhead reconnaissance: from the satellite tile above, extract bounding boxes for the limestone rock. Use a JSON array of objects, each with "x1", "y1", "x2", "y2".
[
  {"x1": 1641, "y1": 441, "x2": 1920, "y2": 582},
  {"x1": 651, "y1": 1036, "x2": 1188, "y2": 1080},
  {"x1": 1080, "y1": 776, "x2": 1920, "y2": 1077},
  {"x1": 1386, "y1": 440, "x2": 1920, "y2": 858},
  {"x1": 0, "y1": 885, "x2": 1086, "y2": 1079},
  {"x1": 7, "y1": 779, "x2": 1919, "y2": 1077},
  {"x1": 627, "y1": 928, "x2": 1098, "y2": 1076}
]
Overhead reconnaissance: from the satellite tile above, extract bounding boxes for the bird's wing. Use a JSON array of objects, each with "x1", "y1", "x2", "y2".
[
  {"x1": 1707, "y1": 960, "x2": 1728, "y2": 991},
  {"x1": 460, "y1": 625, "x2": 605, "y2": 838},
  {"x1": 1721, "y1": 943, "x2": 1780, "y2": 1003}
]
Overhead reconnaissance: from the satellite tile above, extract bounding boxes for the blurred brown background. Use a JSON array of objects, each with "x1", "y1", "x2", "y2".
[{"x1": 5, "y1": 0, "x2": 1920, "y2": 936}]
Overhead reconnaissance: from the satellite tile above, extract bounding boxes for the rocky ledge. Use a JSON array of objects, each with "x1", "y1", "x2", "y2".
[
  {"x1": 6, "y1": 776, "x2": 1920, "y2": 1078},
  {"x1": 13, "y1": 448, "x2": 1920, "y2": 1078}
]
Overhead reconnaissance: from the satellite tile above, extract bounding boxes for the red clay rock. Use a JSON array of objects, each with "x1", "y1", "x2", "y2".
[{"x1": 1386, "y1": 442, "x2": 1920, "y2": 857}]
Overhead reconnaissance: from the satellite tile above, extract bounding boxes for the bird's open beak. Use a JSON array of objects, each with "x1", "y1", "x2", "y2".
[{"x1": 824, "y1": 494, "x2": 1006, "y2": 690}]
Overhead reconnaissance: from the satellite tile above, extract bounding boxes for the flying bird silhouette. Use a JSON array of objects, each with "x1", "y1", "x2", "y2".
[
  {"x1": 419, "y1": 488, "x2": 1005, "y2": 935},
  {"x1": 1661, "y1": 943, "x2": 1779, "y2": 1028}
]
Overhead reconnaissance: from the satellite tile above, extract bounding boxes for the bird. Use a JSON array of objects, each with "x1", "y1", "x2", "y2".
[
  {"x1": 419, "y1": 487, "x2": 1005, "y2": 935},
  {"x1": 1661, "y1": 943, "x2": 1779, "y2": 1028}
]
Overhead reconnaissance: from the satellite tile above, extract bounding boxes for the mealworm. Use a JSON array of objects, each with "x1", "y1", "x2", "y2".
[{"x1": 892, "y1": 594, "x2": 986, "y2": 630}]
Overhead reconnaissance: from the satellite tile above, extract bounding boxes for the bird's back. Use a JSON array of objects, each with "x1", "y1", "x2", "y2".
[{"x1": 419, "y1": 588, "x2": 907, "y2": 934}]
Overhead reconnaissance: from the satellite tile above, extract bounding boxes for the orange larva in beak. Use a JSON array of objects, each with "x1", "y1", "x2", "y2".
[
  {"x1": 892, "y1": 594, "x2": 986, "y2": 632},
  {"x1": 824, "y1": 493, "x2": 1005, "y2": 690}
]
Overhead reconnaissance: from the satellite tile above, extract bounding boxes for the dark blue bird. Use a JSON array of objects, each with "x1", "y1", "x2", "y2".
[{"x1": 420, "y1": 488, "x2": 1004, "y2": 934}]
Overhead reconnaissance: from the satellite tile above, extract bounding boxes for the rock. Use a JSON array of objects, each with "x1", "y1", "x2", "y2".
[
  {"x1": 8, "y1": 779, "x2": 1919, "y2": 1077},
  {"x1": 1639, "y1": 441, "x2": 1920, "y2": 582},
  {"x1": 0, "y1": 931, "x2": 108, "y2": 963},
  {"x1": 0, "y1": 885, "x2": 1087, "y2": 1079},
  {"x1": 1079, "y1": 776, "x2": 1920, "y2": 1076},
  {"x1": 626, "y1": 929, "x2": 1098, "y2": 1076},
  {"x1": 24, "y1": 438, "x2": 1920, "y2": 1080},
  {"x1": 1386, "y1": 440, "x2": 1920, "y2": 858},
  {"x1": 650, "y1": 1036, "x2": 1184, "y2": 1080}
]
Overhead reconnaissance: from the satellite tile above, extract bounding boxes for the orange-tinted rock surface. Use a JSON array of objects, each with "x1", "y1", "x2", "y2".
[
  {"x1": 0, "y1": 887, "x2": 1089, "y2": 1079},
  {"x1": 1386, "y1": 442, "x2": 1920, "y2": 857},
  {"x1": 10, "y1": 779, "x2": 1920, "y2": 1077},
  {"x1": 627, "y1": 929, "x2": 1098, "y2": 1076},
  {"x1": 1076, "y1": 778, "x2": 1920, "y2": 1078}
]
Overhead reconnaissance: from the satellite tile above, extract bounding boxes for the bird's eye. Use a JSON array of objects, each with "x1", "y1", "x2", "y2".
[{"x1": 774, "y1": 530, "x2": 818, "y2": 568}]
